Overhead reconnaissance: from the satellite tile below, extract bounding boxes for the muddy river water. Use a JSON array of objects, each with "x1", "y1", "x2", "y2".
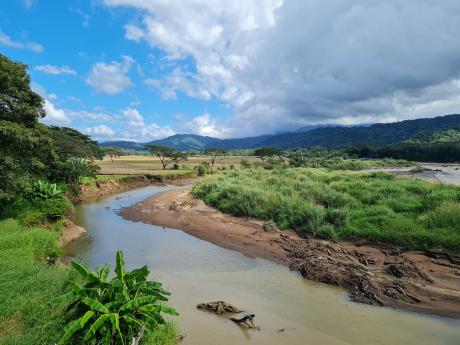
[{"x1": 65, "y1": 185, "x2": 460, "y2": 345}]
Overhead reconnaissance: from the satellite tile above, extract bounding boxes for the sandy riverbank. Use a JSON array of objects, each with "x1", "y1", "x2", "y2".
[{"x1": 120, "y1": 186, "x2": 460, "y2": 318}]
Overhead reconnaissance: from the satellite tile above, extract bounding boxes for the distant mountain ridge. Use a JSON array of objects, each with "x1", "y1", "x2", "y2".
[{"x1": 100, "y1": 114, "x2": 460, "y2": 151}]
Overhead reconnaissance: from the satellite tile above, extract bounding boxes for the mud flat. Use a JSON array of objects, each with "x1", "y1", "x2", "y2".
[
  {"x1": 364, "y1": 163, "x2": 460, "y2": 185},
  {"x1": 120, "y1": 186, "x2": 460, "y2": 318}
]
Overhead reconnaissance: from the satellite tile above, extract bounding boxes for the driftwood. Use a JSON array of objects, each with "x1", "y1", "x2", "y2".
[
  {"x1": 230, "y1": 314, "x2": 256, "y2": 328},
  {"x1": 197, "y1": 301, "x2": 241, "y2": 314}
]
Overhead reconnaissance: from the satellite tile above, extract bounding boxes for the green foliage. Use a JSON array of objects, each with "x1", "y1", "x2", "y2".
[
  {"x1": 347, "y1": 142, "x2": 460, "y2": 163},
  {"x1": 0, "y1": 54, "x2": 45, "y2": 125},
  {"x1": 0, "y1": 219, "x2": 69, "y2": 345},
  {"x1": 196, "y1": 162, "x2": 211, "y2": 176},
  {"x1": 51, "y1": 157, "x2": 101, "y2": 194},
  {"x1": 193, "y1": 168, "x2": 460, "y2": 251},
  {"x1": 254, "y1": 147, "x2": 282, "y2": 160},
  {"x1": 145, "y1": 145, "x2": 178, "y2": 170},
  {"x1": 49, "y1": 126, "x2": 103, "y2": 160},
  {"x1": 31, "y1": 180, "x2": 65, "y2": 199},
  {"x1": 54, "y1": 251, "x2": 178, "y2": 345},
  {"x1": 405, "y1": 128, "x2": 460, "y2": 144},
  {"x1": 204, "y1": 148, "x2": 227, "y2": 167}
]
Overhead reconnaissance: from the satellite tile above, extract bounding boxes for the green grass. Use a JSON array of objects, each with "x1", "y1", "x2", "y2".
[
  {"x1": 0, "y1": 219, "x2": 177, "y2": 345},
  {"x1": 299, "y1": 157, "x2": 410, "y2": 170},
  {"x1": 193, "y1": 168, "x2": 460, "y2": 252},
  {"x1": 0, "y1": 219, "x2": 69, "y2": 345}
]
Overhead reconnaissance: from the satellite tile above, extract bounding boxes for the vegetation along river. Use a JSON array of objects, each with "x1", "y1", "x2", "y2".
[{"x1": 65, "y1": 185, "x2": 460, "y2": 345}]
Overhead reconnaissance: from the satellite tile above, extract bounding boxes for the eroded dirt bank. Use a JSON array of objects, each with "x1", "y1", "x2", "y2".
[
  {"x1": 74, "y1": 175, "x2": 199, "y2": 202},
  {"x1": 60, "y1": 219, "x2": 87, "y2": 246},
  {"x1": 120, "y1": 187, "x2": 460, "y2": 318}
]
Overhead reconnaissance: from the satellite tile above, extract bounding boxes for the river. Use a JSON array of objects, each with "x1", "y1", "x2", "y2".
[{"x1": 65, "y1": 185, "x2": 460, "y2": 345}]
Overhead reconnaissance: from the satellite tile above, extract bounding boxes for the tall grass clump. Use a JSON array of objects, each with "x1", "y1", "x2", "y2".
[{"x1": 193, "y1": 168, "x2": 460, "y2": 251}]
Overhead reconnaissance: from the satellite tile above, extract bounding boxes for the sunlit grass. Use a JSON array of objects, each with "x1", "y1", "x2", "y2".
[{"x1": 193, "y1": 168, "x2": 460, "y2": 251}]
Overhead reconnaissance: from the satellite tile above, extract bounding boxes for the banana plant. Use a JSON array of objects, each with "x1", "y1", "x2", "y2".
[
  {"x1": 51, "y1": 251, "x2": 178, "y2": 345},
  {"x1": 31, "y1": 180, "x2": 64, "y2": 199}
]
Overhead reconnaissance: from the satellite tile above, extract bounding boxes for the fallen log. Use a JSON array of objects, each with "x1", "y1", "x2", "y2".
[
  {"x1": 230, "y1": 314, "x2": 256, "y2": 328},
  {"x1": 197, "y1": 301, "x2": 241, "y2": 314}
]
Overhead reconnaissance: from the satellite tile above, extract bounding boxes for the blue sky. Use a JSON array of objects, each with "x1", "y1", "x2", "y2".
[
  {"x1": 1, "y1": 0, "x2": 231, "y2": 141},
  {"x1": 2, "y1": 1, "x2": 460, "y2": 141}
]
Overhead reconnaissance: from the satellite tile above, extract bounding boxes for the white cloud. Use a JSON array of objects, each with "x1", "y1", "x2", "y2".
[
  {"x1": 104, "y1": 0, "x2": 460, "y2": 136},
  {"x1": 67, "y1": 110, "x2": 115, "y2": 122},
  {"x1": 120, "y1": 107, "x2": 175, "y2": 140},
  {"x1": 86, "y1": 56, "x2": 134, "y2": 95},
  {"x1": 42, "y1": 100, "x2": 71, "y2": 125},
  {"x1": 144, "y1": 68, "x2": 211, "y2": 100},
  {"x1": 35, "y1": 64, "x2": 77, "y2": 75},
  {"x1": 182, "y1": 112, "x2": 228, "y2": 137},
  {"x1": 84, "y1": 124, "x2": 115, "y2": 137},
  {"x1": 124, "y1": 24, "x2": 145, "y2": 41},
  {"x1": 0, "y1": 29, "x2": 43, "y2": 53}
]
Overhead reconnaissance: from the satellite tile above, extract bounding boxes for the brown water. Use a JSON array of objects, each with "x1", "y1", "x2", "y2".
[{"x1": 66, "y1": 186, "x2": 460, "y2": 345}]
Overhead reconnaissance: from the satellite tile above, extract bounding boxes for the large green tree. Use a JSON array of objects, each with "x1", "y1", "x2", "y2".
[
  {"x1": 0, "y1": 54, "x2": 55, "y2": 204},
  {"x1": 49, "y1": 126, "x2": 103, "y2": 159}
]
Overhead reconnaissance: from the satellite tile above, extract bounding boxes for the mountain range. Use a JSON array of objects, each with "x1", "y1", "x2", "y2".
[{"x1": 100, "y1": 114, "x2": 460, "y2": 151}]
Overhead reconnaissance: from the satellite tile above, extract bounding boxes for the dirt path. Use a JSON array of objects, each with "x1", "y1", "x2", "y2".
[{"x1": 120, "y1": 187, "x2": 460, "y2": 318}]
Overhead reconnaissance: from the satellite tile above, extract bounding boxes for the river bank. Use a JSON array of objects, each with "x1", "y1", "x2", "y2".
[{"x1": 120, "y1": 186, "x2": 460, "y2": 318}]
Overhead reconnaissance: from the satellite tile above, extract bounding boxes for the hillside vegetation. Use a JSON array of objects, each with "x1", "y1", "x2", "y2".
[
  {"x1": 193, "y1": 169, "x2": 460, "y2": 252},
  {"x1": 101, "y1": 114, "x2": 460, "y2": 151}
]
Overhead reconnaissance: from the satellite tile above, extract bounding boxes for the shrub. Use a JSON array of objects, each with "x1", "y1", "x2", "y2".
[
  {"x1": 196, "y1": 162, "x2": 211, "y2": 176},
  {"x1": 240, "y1": 159, "x2": 251, "y2": 169},
  {"x1": 53, "y1": 251, "x2": 178, "y2": 345},
  {"x1": 30, "y1": 180, "x2": 65, "y2": 200}
]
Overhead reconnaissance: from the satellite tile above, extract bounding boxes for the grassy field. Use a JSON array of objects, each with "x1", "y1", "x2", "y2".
[
  {"x1": 0, "y1": 219, "x2": 177, "y2": 345},
  {"x1": 193, "y1": 168, "x2": 460, "y2": 252},
  {"x1": 97, "y1": 155, "x2": 260, "y2": 175}
]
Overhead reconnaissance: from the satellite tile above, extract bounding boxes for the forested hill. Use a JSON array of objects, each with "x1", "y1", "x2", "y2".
[{"x1": 101, "y1": 114, "x2": 460, "y2": 151}]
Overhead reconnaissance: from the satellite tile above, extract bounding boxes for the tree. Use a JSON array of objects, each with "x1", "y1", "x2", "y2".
[
  {"x1": 145, "y1": 144, "x2": 175, "y2": 170},
  {"x1": 103, "y1": 147, "x2": 124, "y2": 162},
  {"x1": 49, "y1": 126, "x2": 103, "y2": 160},
  {"x1": 0, "y1": 54, "x2": 55, "y2": 206},
  {"x1": 254, "y1": 147, "x2": 282, "y2": 161},
  {"x1": 204, "y1": 148, "x2": 226, "y2": 167},
  {"x1": 0, "y1": 54, "x2": 45, "y2": 126},
  {"x1": 171, "y1": 151, "x2": 188, "y2": 169}
]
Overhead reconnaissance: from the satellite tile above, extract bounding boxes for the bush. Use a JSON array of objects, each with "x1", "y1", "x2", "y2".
[
  {"x1": 240, "y1": 159, "x2": 251, "y2": 169},
  {"x1": 30, "y1": 180, "x2": 65, "y2": 199},
  {"x1": 53, "y1": 251, "x2": 178, "y2": 344},
  {"x1": 196, "y1": 162, "x2": 210, "y2": 176}
]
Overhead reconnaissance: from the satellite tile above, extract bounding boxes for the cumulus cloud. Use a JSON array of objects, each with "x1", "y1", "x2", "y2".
[
  {"x1": 120, "y1": 107, "x2": 175, "y2": 140},
  {"x1": 124, "y1": 24, "x2": 145, "y2": 41},
  {"x1": 84, "y1": 124, "x2": 115, "y2": 137},
  {"x1": 42, "y1": 100, "x2": 71, "y2": 125},
  {"x1": 181, "y1": 112, "x2": 228, "y2": 137},
  {"x1": 86, "y1": 56, "x2": 134, "y2": 95},
  {"x1": 104, "y1": 0, "x2": 460, "y2": 136},
  {"x1": 35, "y1": 64, "x2": 77, "y2": 75},
  {"x1": 31, "y1": 83, "x2": 71, "y2": 125},
  {"x1": 67, "y1": 110, "x2": 115, "y2": 122},
  {"x1": 0, "y1": 28, "x2": 43, "y2": 53}
]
